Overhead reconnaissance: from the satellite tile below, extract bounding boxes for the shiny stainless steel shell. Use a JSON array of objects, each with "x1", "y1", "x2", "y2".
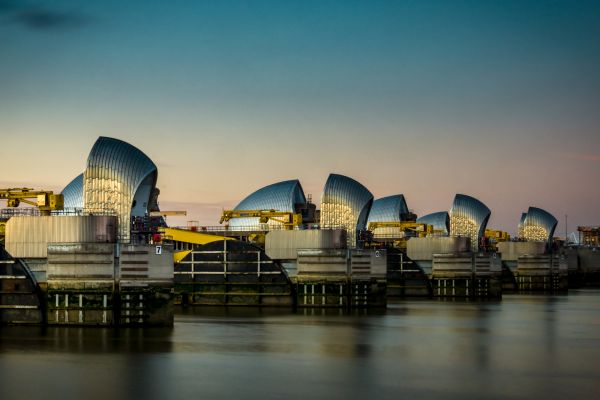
[
  {"x1": 229, "y1": 179, "x2": 306, "y2": 229},
  {"x1": 417, "y1": 211, "x2": 450, "y2": 235},
  {"x1": 366, "y1": 194, "x2": 410, "y2": 239},
  {"x1": 61, "y1": 173, "x2": 84, "y2": 210},
  {"x1": 320, "y1": 173, "x2": 373, "y2": 248},
  {"x1": 449, "y1": 194, "x2": 491, "y2": 251},
  {"x1": 83, "y1": 136, "x2": 157, "y2": 242},
  {"x1": 366, "y1": 195, "x2": 409, "y2": 224},
  {"x1": 522, "y1": 207, "x2": 557, "y2": 244}
]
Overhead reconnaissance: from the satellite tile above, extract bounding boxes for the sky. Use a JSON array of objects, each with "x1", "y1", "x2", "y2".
[{"x1": 1, "y1": 0, "x2": 599, "y2": 235}]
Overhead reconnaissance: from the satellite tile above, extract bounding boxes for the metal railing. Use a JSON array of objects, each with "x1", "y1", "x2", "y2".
[
  {"x1": 0, "y1": 207, "x2": 41, "y2": 217},
  {"x1": 171, "y1": 224, "x2": 348, "y2": 233},
  {"x1": 0, "y1": 207, "x2": 118, "y2": 217}
]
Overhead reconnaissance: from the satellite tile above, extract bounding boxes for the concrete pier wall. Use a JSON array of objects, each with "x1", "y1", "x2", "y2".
[
  {"x1": 407, "y1": 237, "x2": 470, "y2": 275},
  {"x1": 265, "y1": 229, "x2": 346, "y2": 260},
  {"x1": 407, "y1": 237, "x2": 471, "y2": 261},
  {"x1": 295, "y1": 249, "x2": 387, "y2": 308},
  {"x1": 430, "y1": 252, "x2": 502, "y2": 298},
  {"x1": 44, "y1": 242, "x2": 174, "y2": 326},
  {"x1": 515, "y1": 254, "x2": 568, "y2": 291},
  {"x1": 294, "y1": 279, "x2": 386, "y2": 308},
  {"x1": 2, "y1": 216, "x2": 174, "y2": 326},
  {"x1": 496, "y1": 241, "x2": 546, "y2": 261},
  {"x1": 564, "y1": 247, "x2": 600, "y2": 287}
]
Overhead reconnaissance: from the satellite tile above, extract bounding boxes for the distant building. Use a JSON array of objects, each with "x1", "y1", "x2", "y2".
[{"x1": 578, "y1": 226, "x2": 600, "y2": 246}]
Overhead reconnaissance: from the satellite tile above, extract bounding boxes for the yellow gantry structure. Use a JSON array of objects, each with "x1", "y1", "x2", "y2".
[
  {"x1": 219, "y1": 209, "x2": 302, "y2": 229},
  {"x1": 483, "y1": 229, "x2": 510, "y2": 251},
  {"x1": 149, "y1": 211, "x2": 187, "y2": 217},
  {"x1": 0, "y1": 188, "x2": 65, "y2": 243},
  {"x1": 366, "y1": 221, "x2": 435, "y2": 250},
  {"x1": 173, "y1": 249, "x2": 192, "y2": 264},
  {"x1": 367, "y1": 221, "x2": 434, "y2": 237},
  {"x1": 160, "y1": 227, "x2": 232, "y2": 246},
  {"x1": 484, "y1": 229, "x2": 510, "y2": 242},
  {"x1": 0, "y1": 188, "x2": 64, "y2": 215},
  {"x1": 159, "y1": 227, "x2": 232, "y2": 263}
]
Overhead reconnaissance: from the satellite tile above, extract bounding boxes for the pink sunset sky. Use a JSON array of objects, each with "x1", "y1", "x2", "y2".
[{"x1": 1, "y1": 1, "x2": 598, "y2": 236}]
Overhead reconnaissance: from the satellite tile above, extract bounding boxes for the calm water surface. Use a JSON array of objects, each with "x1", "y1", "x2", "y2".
[{"x1": 2, "y1": 290, "x2": 600, "y2": 400}]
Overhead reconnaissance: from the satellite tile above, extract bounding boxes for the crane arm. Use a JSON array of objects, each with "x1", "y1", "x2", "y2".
[
  {"x1": 219, "y1": 209, "x2": 302, "y2": 228},
  {"x1": 149, "y1": 211, "x2": 187, "y2": 217},
  {"x1": 0, "y1": 188, "x2": 64, "y2": 215},
  {"x1": 367, "y1": 221, "x2": 433, "y2": 236}
]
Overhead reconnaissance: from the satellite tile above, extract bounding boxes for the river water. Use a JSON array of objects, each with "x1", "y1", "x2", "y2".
[{"x1": 1, "y1": 290, "x2": 600, "y2": 400}]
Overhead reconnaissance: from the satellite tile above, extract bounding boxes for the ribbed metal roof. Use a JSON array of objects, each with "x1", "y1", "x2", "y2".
[
  {"x1": 61, "y1": 173, "x2": 84, "y2": 210},
  {"x1": 522, "y1": 207, "x2": 557, "y2": 244},
  {"x1": 417, "y1": 211, "x2": 450, "y2": 235},
  {"x1": 83, "y1": 136, "x2": 157, "y2": 242},
  {"x1": 449, "y1": 194, "x2": 491, "y2": 251},
  {"x1": 366, "y1": 195, "x2": 409, "y2": 224},
  {"x1": 320, "y1": 173, "x2": 373, "y2": 248},
  {"x1": 366, "y1": 194, "x2": 409, "y2": 239},
  {"x1": 229, "y1": 179, "x2": 306, "y2": 229}
]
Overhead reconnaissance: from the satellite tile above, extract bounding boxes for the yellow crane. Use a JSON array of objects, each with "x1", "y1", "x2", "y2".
[
  {"x1": 484, "y1": 229, "x2": 510, "y2": 242},
  {"x1": 148, "y1": 210, "x2": 187, "y2": 224},
  {"x1": 0, "y1": 188, "x2": 64, "y2": 215},
  {"x1": 0, "y1": 188, "x2": 64, "y2": 244},
  {"x1": 366, "y1": 221, "x2": 435, "y2": 250},
  {"x1": 149, "y1": 211, "x2": 187, "y2": 217},
  {"x1": 367, "y1": 221, "x2": 434, "y2": 237},
  {"x1": 484, "y1": 229, "x2": 510, "y2": 251},
  {"x1": 219, "y1": 209, "x2": 302, "y2": 230}
]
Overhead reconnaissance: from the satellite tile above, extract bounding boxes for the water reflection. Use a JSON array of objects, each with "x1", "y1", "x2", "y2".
[
  {"x1": 0, "y1": 326, "x2": 174, "y2": 354},
  {"x1": 1, "y1": 291, "x2": 600, "y2": 400}
]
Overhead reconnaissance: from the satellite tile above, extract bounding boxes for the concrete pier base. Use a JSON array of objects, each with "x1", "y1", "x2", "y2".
[
  {"x1": 118, "y1": 284, "x2": 173, "y2": 326},
  {"x1": 515, "y1": 255, "x2": 568, "y2": 292},
  {"x1": 1, "y1": 242, "x2": 174, "y2": 327},
  {"x1": 294, "y1": 278, "x2": 386, "y2": 308},
  {"x1": 293, "y1": 248, "x2": 387, "y2": 308},
  {"x1": 431, "y1": 276, "x2": 502, "y2": 298},
  {"x1": 46, "y1": 284, "x2": 114, "y2": 325},
  {"x1": 430, "y1": 252, "x2": 502, "y2": 299}
]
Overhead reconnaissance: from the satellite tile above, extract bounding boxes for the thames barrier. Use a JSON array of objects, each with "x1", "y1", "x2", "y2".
[{"x1": 1, "y1": 137, "x2": 599, "y2": 326}]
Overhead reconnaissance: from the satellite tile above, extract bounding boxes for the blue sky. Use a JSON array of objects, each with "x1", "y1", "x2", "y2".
[{"x1": 1, "y1": 0, "x2": 599, "y2": 233}]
